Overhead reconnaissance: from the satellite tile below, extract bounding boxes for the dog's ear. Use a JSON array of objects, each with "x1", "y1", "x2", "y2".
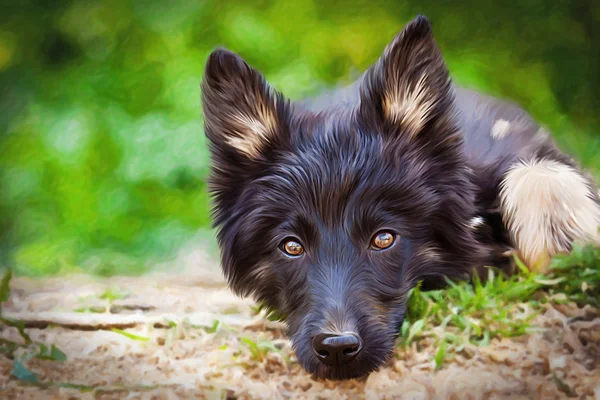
[
  {"x1": 202, "y1": 48, "x2": 291, "y2": 160},
  {"x1": 358, "y1": 15, "x2": 459, "y2": 145},
  {"x1": 201, "y1": 49, "x2": 292, "y2": 220}
]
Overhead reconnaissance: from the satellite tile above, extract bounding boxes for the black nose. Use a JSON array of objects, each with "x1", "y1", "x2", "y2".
[{"x1": 312, "y1": 332, "x2": 363, "y2": 365}]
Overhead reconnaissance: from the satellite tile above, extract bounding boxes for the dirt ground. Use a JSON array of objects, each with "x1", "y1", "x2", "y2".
[{"x1": 0, "y1": 254, "x2": 599, "y2": 400}]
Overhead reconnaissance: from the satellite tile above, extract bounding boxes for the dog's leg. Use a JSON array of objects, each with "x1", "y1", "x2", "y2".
[{"x1": 499, "y1": 157, "x2": 600, "y2": 273}]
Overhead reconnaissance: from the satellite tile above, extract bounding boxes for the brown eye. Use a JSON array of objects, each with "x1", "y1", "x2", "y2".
[
  {"x1": 282, "y1": 239, "x2": 304, "y2": 256},
  {"x1": 371, "y1": 231, "x2": 395, "y2": 250}
]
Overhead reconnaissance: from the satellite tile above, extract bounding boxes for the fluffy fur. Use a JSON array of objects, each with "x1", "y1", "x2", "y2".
[{"x1": 200, "y1": 15, "x2": 600, "y2": 380}]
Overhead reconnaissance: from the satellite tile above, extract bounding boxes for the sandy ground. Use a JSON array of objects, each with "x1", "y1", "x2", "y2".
[{"x1": 0, "y1": 253, "x2": 599, "y2": 400}]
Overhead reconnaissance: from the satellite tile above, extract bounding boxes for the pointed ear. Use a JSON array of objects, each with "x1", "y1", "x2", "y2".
[
  {"x1": 201, "y1": 49, "x2": 292, "y2": 222},
  {"x1": 201, "y1": 48, "x2": 291, "y2": 160},
  {"x1": 358, "y1": 15, "x2": 458, "y2": 143}
]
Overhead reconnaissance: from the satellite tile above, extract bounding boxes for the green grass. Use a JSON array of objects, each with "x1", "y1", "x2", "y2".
[
  {"x1": 399, "y1": 246, "x2": 600, "y2": 368},
  {"x1": 400, "y1": 268, "x2": 542, "y2": 368},
  {"x1": 546, "y1": 244, "x2": 600, "y2": 307},
  {"x1": 99, "y1": 287, "x2": 131, "y2": 303},
  {"x1": 240, "y1": 336, "x2": 281, "y2": 362},
  {"x1": 110, "y1": 328, "x2": 151, "y2": 342}
]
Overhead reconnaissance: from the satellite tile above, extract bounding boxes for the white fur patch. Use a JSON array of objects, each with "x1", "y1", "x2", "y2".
[
  {"x1": 499, "y1": 158, "x2": 600, "y2": 272},
  {"x1": 469, "y1": 216, "x2": 485, "y2": 229},
  {"x1": 384, "y1": 75, "x2": 436, "y2": 136},
  {"x1": 226, "y1": 109, "x2": 276, "y2": 158},
  {"x1": 491, "y1": 119, "x2": 511, "y2": 139}
]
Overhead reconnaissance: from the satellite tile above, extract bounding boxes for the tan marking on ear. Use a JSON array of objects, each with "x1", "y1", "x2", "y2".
[
  {"x1": 499, "y1": 158, "x2": 600, "y2": 273},
  {"x1": 383, "y1": 75, "x2": 437, "y2": 137},
  {"x1": 491, "y1": 119, "x2": 511, "y2": 139},
  {"x1": 225, "y1": 103, "x2": 277, "y2": 158}
]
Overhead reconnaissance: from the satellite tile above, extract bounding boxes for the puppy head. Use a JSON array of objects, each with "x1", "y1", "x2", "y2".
[{"x1": 201, "y1": 15, "x2": 486, "y2": 380}]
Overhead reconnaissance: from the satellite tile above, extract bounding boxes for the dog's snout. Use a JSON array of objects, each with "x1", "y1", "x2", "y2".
[{"x1": 312, "y1": 332, "x2": 363, "y2": 365}]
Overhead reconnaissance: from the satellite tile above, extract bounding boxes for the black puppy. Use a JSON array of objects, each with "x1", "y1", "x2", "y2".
[{"x1": 200, "y1": 15, "x2": 600, "y2": 380}]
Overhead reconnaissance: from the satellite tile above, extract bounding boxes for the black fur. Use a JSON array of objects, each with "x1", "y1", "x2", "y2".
[{"x1": 200, "y1": 15, "x2": 594, "y2": 380}]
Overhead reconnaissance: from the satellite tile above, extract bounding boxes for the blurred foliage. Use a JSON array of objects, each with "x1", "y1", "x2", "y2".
[{"x1": 0, "y1": 0, "x2": 599, "y2": 276}]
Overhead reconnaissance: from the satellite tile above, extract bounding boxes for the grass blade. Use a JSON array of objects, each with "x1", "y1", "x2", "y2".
[{"x1": 110, "y1": 328, "x2": 150, "y2": 342}]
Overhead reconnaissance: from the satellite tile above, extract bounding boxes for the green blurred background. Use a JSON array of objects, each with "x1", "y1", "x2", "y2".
[{"x1": 1, "y1": 0, "x2": 599, "y2": 277}]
